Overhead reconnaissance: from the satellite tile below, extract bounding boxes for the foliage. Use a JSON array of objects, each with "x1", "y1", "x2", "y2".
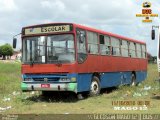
[{"x1": 0, "y1": 44, "x2": 14, "y2": 59}]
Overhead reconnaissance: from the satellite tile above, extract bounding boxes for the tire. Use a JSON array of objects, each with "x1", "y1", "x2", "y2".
[
  {"x1": 131, "y1": 73, "x2": 136, "y2": 86},
  {"x1": 89, "y1": 76, "x2": 100, "y2": 96},
  {"x1": 77, "y1": 93, "x2": 84, "y2": 100}
]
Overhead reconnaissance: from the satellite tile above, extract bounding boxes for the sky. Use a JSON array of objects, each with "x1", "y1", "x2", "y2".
[{"x1": 0, "y1": 0, "x2": 159, "y2": 56}]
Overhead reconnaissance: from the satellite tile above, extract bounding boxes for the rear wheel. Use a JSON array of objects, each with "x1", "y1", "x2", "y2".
[
  {"x1": 89, "y1": 76, "x2": 100, "y2": 96},
  {"x1": 131, "y1": 74, "x2": 136, "y2": 86}
]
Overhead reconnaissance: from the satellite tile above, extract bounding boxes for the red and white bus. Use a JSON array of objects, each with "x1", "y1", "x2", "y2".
[{"x1": 13, "y1": 23, "x2": 147, "y2": 96}]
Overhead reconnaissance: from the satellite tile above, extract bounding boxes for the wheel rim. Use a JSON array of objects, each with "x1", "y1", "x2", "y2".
[{"x1": 90, "y1": 81, "x2": 99, "y2": 94}]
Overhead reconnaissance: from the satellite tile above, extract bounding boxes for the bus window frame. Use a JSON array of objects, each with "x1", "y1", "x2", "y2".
[
  {"x1": 110, "y1": 36, "x2": 121, "y2": 57},
  {"x1": 76, "y1": 28, "x2": 88, "y2": 64},
  {"x1": 99, "y1": 34, "x2": 111, "y2": 56},
  {"x1": 21, "y1": 33, "x2": 76, "y2": 64},
  {"x1": 87, "y1": 31, "x2": 99, "y2": 55},
  {"x1": 120, "y1": 39, "x2": 129, "y2": 58}
]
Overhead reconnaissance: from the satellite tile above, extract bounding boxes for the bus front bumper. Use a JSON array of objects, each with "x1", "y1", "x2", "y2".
[{"x1": 21, "y1": 82, "x2": 77, "y2": 93}]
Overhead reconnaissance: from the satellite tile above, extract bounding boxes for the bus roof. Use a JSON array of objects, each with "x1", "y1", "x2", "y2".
[
  {"x1": 74, "y1": 23, "x2": 146, "y2": 45},
  {"x1": 23, "y1": 23, "x2": 146, "y2": 45}
]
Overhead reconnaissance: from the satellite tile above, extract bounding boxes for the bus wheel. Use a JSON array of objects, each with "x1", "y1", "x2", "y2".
[
  {"x1": 77, "y1": 93, "x2": 84, "y2": 100},
  {"x1": 89, "y1": 76, "x2": 100, "y2": 96},
  {"x1": 131, "y1": 74, "x2": 136, "y2": 86}
]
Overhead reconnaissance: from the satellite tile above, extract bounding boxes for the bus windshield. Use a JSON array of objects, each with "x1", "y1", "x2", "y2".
[{"x1": 22, "y1": 34, "x2": 75, "y2": 64}]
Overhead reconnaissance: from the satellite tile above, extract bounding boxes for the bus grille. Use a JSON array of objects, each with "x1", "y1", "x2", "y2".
[
  {"x1": 23, "y1": 73, "x2": 67, "y2": 82},
  {"x1": 33, "y1": 78, "x2": 59, "y2": 82}
]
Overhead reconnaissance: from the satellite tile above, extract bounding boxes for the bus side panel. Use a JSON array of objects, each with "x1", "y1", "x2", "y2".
[
  {"x1": 100, "y1": 71, "x2": 147, "y2": 88},
  {"x1": 136, "y1": 71, "x2": 147, "y2": 83},
  {"x1": 100, "y1": 72, "x2": 121, "y2": 88},
  {"x1": 119, "y1": 72, "x2": 133, "y2": 85},
  {"x1": 100, "y1": 72, "x2": 131, "y2": 88},
  {"x1": 77, "y1": 73, "x2": 92, "y2": 92}
]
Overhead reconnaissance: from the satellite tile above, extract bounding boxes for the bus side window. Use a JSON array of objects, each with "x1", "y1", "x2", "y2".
[
  {"x1": 100, "y1": 35, "x2": 111, "y2": 55},
  {"x1": 87, "y1": 32, "x2": 99, "y2": 54},
  {"x1": 121, "y1": 40, "x2": 129, "y2": 57},
  {"x1": 100, "y1": 35, "x2": 105, "y2": 55},
  {"x1": 112, "y1": 47, "x2": 116, "y2": 55},
  {"x1": 129, "y1": 42, "x2": 136, "y2": 58},
  {"x1": 136, "y1": 43, "x2": 142, "y2": 58},
  {"x1": 111, "y1": 37, "x2": 120, "y2": 56},
  {"x1": 141, "y1": 45, "x2": 146, "y2": 58},
  {"x1": 77, "y1": 29, "x2": 87, "y2": 63}
]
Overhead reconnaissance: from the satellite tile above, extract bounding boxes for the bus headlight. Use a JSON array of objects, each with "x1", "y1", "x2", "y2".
[
  {"x1": 71, "y1": 77, "x2": 76, "y2": 82},
  {"x1": 24, "y1": 78, "x2": 33, "y2": 81}
]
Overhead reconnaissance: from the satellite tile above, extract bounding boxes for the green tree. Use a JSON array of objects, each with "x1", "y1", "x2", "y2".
[{"x1": 0, "y1": 44, "x2": 13, "y2": 59}]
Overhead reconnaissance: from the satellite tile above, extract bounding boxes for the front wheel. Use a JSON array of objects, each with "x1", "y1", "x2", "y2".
[{"x1": 89, "y1": 76, "x2": 100, "y2": 96}]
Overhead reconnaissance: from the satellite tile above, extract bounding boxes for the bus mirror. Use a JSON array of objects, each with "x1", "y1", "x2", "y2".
[
  {"x1": 151, "y1": 29, "x2": 155, "y2": 40},
  {"x1": 13, "y1": 38, "x2": 17, "y2": 48}
]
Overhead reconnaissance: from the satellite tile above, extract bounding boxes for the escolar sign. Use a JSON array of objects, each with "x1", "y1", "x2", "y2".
[{"x1": 24, "y1": 25, "x2": 70, "y2": 35}]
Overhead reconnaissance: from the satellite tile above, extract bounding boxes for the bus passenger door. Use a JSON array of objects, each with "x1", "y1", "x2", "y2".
[{"x1": 76, "y1": 29, "x2": 90, "y2": 92}]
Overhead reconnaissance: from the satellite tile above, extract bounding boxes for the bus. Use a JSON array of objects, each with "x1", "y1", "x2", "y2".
[{"x1": 13, "y1": 23, "x2": 147, "y2": 97}]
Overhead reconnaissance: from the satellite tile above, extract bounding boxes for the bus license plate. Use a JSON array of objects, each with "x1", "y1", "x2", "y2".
[{"x1": 41, "y1": 84, "x2": 50, "y2": 88}]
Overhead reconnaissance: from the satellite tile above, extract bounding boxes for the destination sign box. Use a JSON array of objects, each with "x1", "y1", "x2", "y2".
[{"x1": 24, "y1": 25, "x2": 71, "y2": 35}]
